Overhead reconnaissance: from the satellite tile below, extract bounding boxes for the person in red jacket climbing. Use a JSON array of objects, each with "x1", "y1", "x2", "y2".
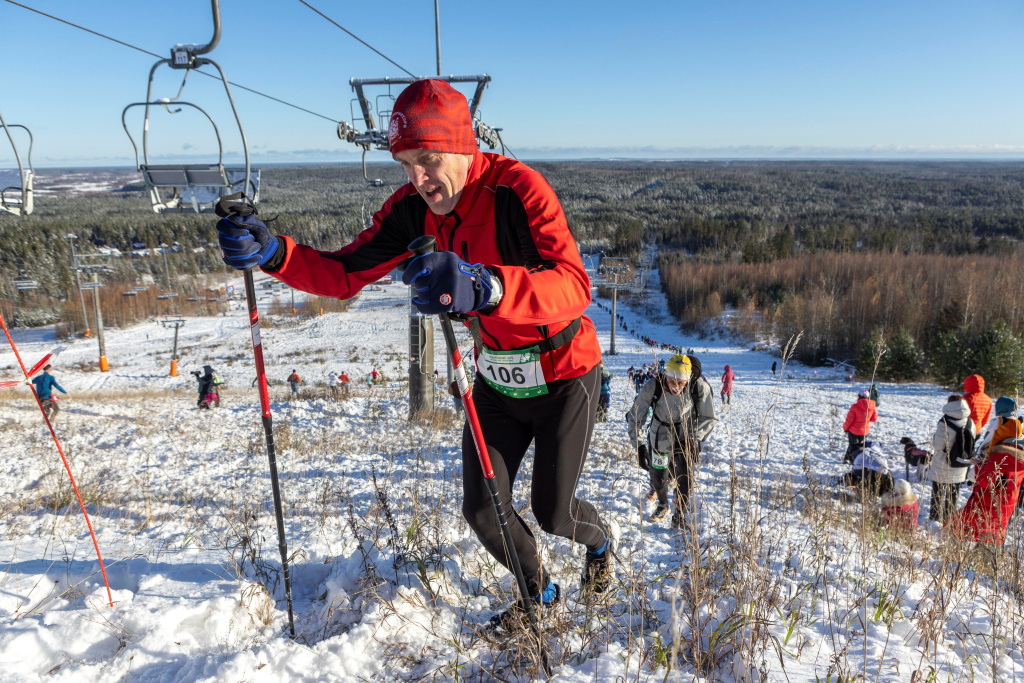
[
  {"x1": 214, "y1": 78, "x2": 614, "y2": 630},
  {"x1": 842, "y1": 389, "x2": 878, "y2": 463}
]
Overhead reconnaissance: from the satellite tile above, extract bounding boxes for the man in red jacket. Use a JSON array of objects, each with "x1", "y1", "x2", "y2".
[
  {"x1": 842, "y1": 389, "x2": 878, "y2": 463},
  {"x1": 215, "y1": 79, "x2": 612, "y2": 627}
]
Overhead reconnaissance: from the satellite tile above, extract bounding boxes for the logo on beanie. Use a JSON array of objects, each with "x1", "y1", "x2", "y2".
[
  {"x1": 388, "y1": 112, "x2": 407, "y2": 146},
  {"x1": 439, "y1": 293, "x2": 452, "y2": 306}
]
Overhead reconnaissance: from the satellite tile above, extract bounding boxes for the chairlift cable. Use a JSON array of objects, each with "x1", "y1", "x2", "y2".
[
  {"x1": 3, "y1": 0, "x2": 339, "y2": 123},
  {"x1": 295, "y1": 0, "x2": 416, "y2": 78}
]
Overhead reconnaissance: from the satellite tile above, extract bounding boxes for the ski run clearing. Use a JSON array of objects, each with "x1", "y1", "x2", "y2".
[{"x1": 1, "y1": 272, "x2": 1022, "y2": 683}]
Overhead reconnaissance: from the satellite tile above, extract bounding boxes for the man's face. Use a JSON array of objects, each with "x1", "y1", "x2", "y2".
[
  {"x1": 665, "y1": 376, "x2": 688, "y2": 395},
  {"x1": 394, "y1": 149, "x2": 473, "y2": 215}
]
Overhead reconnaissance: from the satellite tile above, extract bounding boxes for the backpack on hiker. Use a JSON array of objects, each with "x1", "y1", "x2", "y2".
[
  {"x1": 649, "y1": 354, "x2": 711, "y2": 450},
  {"x1": 941, "y1": 415, "x2": 976, "y2": 468}
]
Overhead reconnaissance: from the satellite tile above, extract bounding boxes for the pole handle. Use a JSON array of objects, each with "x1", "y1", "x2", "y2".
[{"x1": 409, "y1": 235, "x2": 437, "y2": 256}]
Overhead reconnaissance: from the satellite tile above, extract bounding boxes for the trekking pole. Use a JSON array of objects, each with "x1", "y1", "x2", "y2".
[
  {"x1": 216, "y1": 194, "x2": 295, "y2": 637},
  {"x1": 407, "y1": 236, "x2": 551, "y2": 677},
  {"x1": 0, "y1": 313, "x2": 114, "y2": 608}
]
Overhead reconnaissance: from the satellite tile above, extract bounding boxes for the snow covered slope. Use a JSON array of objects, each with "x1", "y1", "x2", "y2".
[{"x1": 0, "y1": 273, "x2": 1021, "y2": 682}]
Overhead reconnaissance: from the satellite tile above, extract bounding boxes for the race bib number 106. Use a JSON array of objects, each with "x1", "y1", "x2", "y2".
[{"x1": 478, "y1": 347, "x2": 548, "y2": 399}]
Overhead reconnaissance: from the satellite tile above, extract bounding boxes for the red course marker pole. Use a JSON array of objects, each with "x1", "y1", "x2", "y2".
[{"x1": 0, "y1": 312, "x2": 113, "y2": 608}]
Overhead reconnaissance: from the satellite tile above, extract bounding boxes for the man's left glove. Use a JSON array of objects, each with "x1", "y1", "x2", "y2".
[
  {"x1": 401, "y1": 251, "x2": 493, "y2": 315},
  {"x1": 217, "y1": 214, "x2": 280, "y2": 270}
]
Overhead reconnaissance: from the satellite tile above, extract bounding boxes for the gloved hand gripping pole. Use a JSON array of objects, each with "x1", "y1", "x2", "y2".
[
  {"x1": 216, "y1": 193, "x2": 295, "y2": 637},
  {"x1": 407, "y1": 236, "x2": 550, "y2": 677}
]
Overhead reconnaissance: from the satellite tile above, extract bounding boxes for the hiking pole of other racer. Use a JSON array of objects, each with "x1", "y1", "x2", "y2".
[
  {"x1": 0, "y1": 313, "x2": 114, "y2": 607},
  {"x1": 215, "y1": 193, "x2": 295, "y2": 637},
  {"x1": 407, "y1": 235, "x2": 551, "y2": 677}
]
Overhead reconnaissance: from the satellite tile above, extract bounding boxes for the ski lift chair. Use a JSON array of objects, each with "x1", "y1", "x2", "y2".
[
  {"x1": 0, "y1": 110, "x2": 34, "y2": 217},
  {"x1": 123, "y1": 100, "x2": 259, "y2": 214},
  {"x1": 121, "y1": 11, "x2": 257, "y2": 215}
]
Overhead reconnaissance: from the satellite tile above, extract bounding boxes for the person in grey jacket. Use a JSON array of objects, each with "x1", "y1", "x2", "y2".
[
  {"x1": 929, "y1": 395, "x2": 977, "y2": 523},
  {"x1": 627, "y1": 354, "x2": 717, "y2": 526}
]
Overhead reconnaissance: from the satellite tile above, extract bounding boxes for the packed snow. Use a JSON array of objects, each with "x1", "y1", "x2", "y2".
[{"x1": 0, "y1": 271, "x2": 1021, "y2": 682}]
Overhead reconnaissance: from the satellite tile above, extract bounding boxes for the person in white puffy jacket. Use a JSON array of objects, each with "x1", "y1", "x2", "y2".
[{"x1": 929, "y1": 395, "x2": 977, "y2": 523}]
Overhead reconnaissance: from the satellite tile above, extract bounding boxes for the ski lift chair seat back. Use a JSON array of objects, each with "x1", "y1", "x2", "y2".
[
  {"x1": 138, "y1": 161, "x2": 260, "y2": 213},
  {"x1": 0, "y1": 115, "x2": 35, "y2": 217},
  {"x1": 122, "y1": 51, "x2": 257, "y2": 215}
]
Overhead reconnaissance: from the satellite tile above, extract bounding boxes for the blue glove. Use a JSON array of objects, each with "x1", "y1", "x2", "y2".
[
  {"x1": 401, "y1": 251, "x2": 493, "y2": 315},
  {"x1": 217, "y1": 214, "x2": 279, "y2": 269}
]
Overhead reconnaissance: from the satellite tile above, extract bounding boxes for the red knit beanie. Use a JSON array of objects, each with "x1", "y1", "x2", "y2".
[{"x1": 388, "y1": 79, "x2": 476, "y2": 156}]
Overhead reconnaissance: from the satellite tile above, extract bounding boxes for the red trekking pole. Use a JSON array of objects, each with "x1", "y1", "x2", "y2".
[
  {"x1": 216, "y1": 194, "x2": 295, "y2": 637},
  {"x1": 407, "y1": 236, "x2": 550, "y2": 676}
]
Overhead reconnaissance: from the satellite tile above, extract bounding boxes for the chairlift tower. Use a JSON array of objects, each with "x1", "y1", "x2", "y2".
[
  {"x1": 598, "y1": 257, "x2": 634, "y2": 356},
  {"x1": 0, "y1": 108, "x2": 34, "y2": 217},
  {"x1": 66, "y1": 235, "x2": 91, "y2": 337},
  {"x1": 161, "y1": 317, "x2": 187, "y2": 376},
  {"x1": 77, "y1": 254, "x2": 113, "y2": 372}
]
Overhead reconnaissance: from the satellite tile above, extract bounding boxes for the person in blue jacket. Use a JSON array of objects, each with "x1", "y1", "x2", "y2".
[{"x1": 31, "y1": 365, "x2": 68, "y2": 419}]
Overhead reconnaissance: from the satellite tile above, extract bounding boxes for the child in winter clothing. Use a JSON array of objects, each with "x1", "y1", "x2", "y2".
[
  {"x1": 720, "y1": 365, "x2": 735, "y2": 405},
  {"x1": 950, "y1": 396, "x2": 1024, "y2": 544},
  {"x1": 880, "y1": 479, "x2": 918, "y2": 531},
  {"x1": 837, "y1": 442, "x2": 894, "y2": 497},
  {"x1": 842, "y1": 390, "x2": 878, "y2": 463},
  {"x1": 626, "y1": 354, "x2": 718, "y2": 526},
  {"x1": 929, "y1": 395, "x2": 977, "y2": 523}
]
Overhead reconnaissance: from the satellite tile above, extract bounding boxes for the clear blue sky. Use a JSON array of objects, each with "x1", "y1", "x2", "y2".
[{"x1": 0, "y1": 0, "x2": 1022, "y2": 168}]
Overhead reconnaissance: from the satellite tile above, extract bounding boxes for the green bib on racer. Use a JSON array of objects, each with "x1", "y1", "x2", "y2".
[
  {"x1": 478, "y1": 346, "x2": 548, "y2": 398},
  {"x1": 650, "y1": 449, "x2": 670, "y2": 470}
]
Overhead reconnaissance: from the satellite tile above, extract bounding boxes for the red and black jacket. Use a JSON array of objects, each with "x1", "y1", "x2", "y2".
[{"x1": 263, "y1": 151, "x2": 601, "y2": 383}]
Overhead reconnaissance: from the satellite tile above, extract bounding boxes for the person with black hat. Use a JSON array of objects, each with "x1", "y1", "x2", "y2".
[{"x1": 214, "y1": 78, "x2": 615, "y2": 628}]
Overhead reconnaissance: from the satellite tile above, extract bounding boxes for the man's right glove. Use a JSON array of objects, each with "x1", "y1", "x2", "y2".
[
  {"x1": 217, "y1": 213, "x2": 280, "y2": 270},
  {"x1": 637, "y1": 443, "x2": 650, "y2": 471}
]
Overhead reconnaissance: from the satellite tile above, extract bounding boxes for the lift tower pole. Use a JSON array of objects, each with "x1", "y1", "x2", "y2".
[
  {"x1": 434, "y1": 0, "x2": 442, "y2": 76},
  {"x1": 599, "y1": 258, "x2": 632, "y2": 356},
  {"x1": 78, "y1": 254, "x2": 111, "y2": 372},
  {"x1": 91, "y1": 273, "x2": 108, "y2": 371},
  {"x1": 66, "y1": 235, "x2": 90, "y2": 337}
]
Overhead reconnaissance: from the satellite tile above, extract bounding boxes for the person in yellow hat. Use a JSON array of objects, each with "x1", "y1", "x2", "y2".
[{"x1": 626, "y1": 354, "x2": 717, "y2": 527}]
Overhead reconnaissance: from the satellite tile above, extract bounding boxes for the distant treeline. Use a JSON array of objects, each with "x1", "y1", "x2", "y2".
[
  {"x1": 660, "y1": 250, "x2": 1024, "y2": 392},
  {"x1": 4, "y1": 160, "x2": 1024, "y2": 338}
]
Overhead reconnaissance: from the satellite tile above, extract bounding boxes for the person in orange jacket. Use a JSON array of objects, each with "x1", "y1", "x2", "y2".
[
  {"x1": 287, "y1": 370, "x2": 302, "y2": 398},
  {"x1": 842, "y1": 389, "x2": 878, "y2": 463},
  {"x1": 214, "y1": 79, "x2": 613, "y2": 627},
  {"x1": 962, "y1": 374, "x2": 993, "y2": 435}
]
